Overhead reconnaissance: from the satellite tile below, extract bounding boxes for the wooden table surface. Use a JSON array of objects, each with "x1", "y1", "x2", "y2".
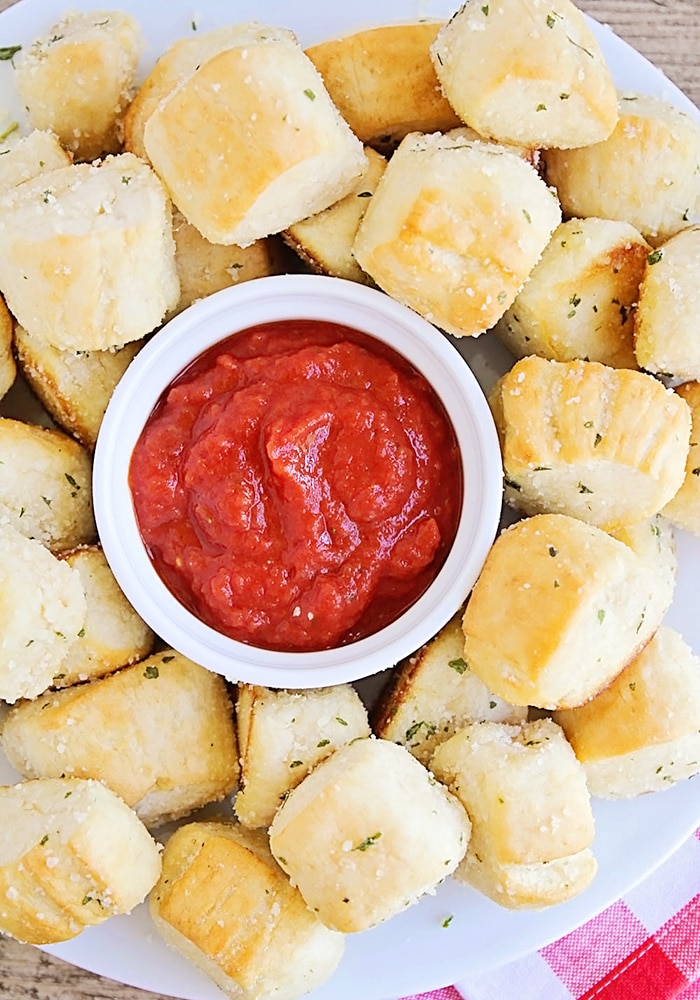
[{"x1": 0, "y1": 0, "x2": 698, "y2": 998}]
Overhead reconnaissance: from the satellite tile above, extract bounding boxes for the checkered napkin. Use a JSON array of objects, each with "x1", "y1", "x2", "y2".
[{"x1": 400, "y1": 827, "x2": 700, "y2": 1000}]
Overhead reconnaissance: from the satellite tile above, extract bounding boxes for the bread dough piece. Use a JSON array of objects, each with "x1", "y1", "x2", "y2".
[
  {"x1": 495, "y1": 217, "x2": 648, "y2": 369},
  {"x1": 0, "y1": 519, "x2": 86, "y2": 703},
  {"x1": 1, "y1": 650, "x2": 239, "y2": 828},
  {"x1": 431, "y1": 0, "x2": 617, "y2": 149},
  {"x1": 634, "y1": 225, "x2": 700, "y2": 380},
  {"x1": 268, "y1": 737, "x2": 470, "y2": 932},
  {"x1": 150, "y1": 820, "x2": 344, "y2": 1000},
  {"x1": 0, "y1": 417, "x2": 95, "y2": 551},
  {"x1": 141, "y1": 23, "x2": 367, "y2": 246},
  {"x1": 661, "y1": 381, "x2": 700, "y2": 536},
  {"x1": 554, "y1": 627, "x2": 700, "y2": 797},
  {"x1": 431, "y1": 719, "x2": 597, "y2": 908},
  {"x1": 14, "y1": 10, "x2": 142, "y2": 161},
  {"x1": 0, "y1": 777, "x2": 160, "y2": 945},
  {"x1": 305, "y1": 22, "x2": 461, "y2": 152},
  {"x1": 0, "y1": 153, "x2": 179, "y2": 350},
  {"x1": 372, "y1": 611, "x2": 527, "y2": 765},
  {"x1": 234, "y1": 683, "x2": 370, "y2": 830},
  {"x1": 489, "y1": 355, "x2": 691, "y2": 530},
  {"x1": 545, "y1": 93, "x2": 700, "y2": 245},
  {"x1": 354, "y1": 131, "x2": 561, "y2": 337},
  {"x1": 461, "y1": 513, "x2": 664, "y2": 709}
]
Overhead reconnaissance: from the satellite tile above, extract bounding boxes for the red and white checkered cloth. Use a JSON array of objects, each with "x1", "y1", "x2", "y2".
[{"x1": 399, "y1": 827, "x2": 700, "y2": 1000}]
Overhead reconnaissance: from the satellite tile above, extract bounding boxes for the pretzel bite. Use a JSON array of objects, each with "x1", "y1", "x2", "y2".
[
  {"x1": 0, "y1": 418, "x2": 95, "y2": 551},
  {"x1": 495, "y1": 217, "x2": 648, "y2": 368},
  {"x1": 0, "y1": 130, "x2": 71, "y2": 197},
  {"x1": 13, "y1": 10, "x2": 142, "y2": 162},
  {"x1": 150, "y1": 820, "x2": 344, "y2": 1000},
  {"x1": 544, "y1": 93, "x2": 700, "y2": 245},
  {"x1": 461, "y1": 513, "x2": 662, "y2": 709},
  {"x1": 13, "y1": 325, "x2": 141, "y2": 450},
  {"x1": 353, "y1": 132, "x2": 561, "y2": 337},
  {"x1": 283, "y1": 146, "x2": 386, "y2": 283},
  {"x1": 0, "y1": 520, "x2": 86, "y2": 704},
  {"x1": 268, "y1": 737, "x2": 469, "y2": 932},
  {"x1": 1, "y1": 650, "x2": 239, "y2": 828},
  {"x1": 53, "y1": 545, "x2": 154, "y2": 688},
  {"x1": 234, "y1": 684, "x2": 370, "y2": 830},
  {"x1": 489, "y1": 356, "x2": 692, "y2": 530},
  {"x1": 431, "y1": 0, "x2": 617, "y2": 149},
  {"x1": 0, "y1": 777, "x2": 161, "y2": 945},
  {"x1": 0, "y1": 295, "x2": 15, "y2": 403},
  {"x1": 0, "y1": 153, "x2": 179, "y2": 351},
  {"x1": 372, "y1": 611, "x2": 527, "y2": 765},
  {"x1": 661, "y1": 381, "x2": 700, "y2": 536},
  {"x1": 139, "y1": 23, "x2": 367, "y2": 246},
  {"x1": 634, "y1": 225, "x2": 700, "y2": 380},
  {"x1": 554, "y1": 627, "x2": 700, "y2": 797},
  {"x1": 431, "y1": 719, "x2": 597, "y2": 908},
  {"x1": 305, "y1": 22, "x2": 461, "y2": 154}
]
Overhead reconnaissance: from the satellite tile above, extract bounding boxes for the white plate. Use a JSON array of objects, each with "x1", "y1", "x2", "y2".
[{"x1": 0, "y1": 2, "x2": 699, "y2": 999}]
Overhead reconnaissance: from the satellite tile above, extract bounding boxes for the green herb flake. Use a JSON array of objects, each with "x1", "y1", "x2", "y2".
[
  {"x1": 548, "y1": 545, "x2": 558, "y2": 557},
  {"x1": 161, "y1": 654, "x2": 175, "y2": 663},
  {"x1": 289, "y1": 760, "x2": 304, "y2": 768},
  {"x1": 356, "y1": 190, "x2": 372, "y2": 198},
  {"x1": 597, "y1": 609, "x2": 606, "y2": 624},
  {"x1": 303, "y1": 88, "x2": 316, "y2": 100},
  {"x1": 489, "y1": 700, "x2": 497, "y2": 709},
  {"x1": 578, "y1": 483, "x2": 593, "y2": 494},
  {"x1": 560, "y1": 92, "x2": 570, "y2": 100},
  {"x1": 567, "y1": 35, "x2": 594, "y2": 57},
  {"x1": 629, "y1": 682, "x2": 636, "y2": 691},
  {"x1": 449, "y1": 657, "x2": 468, "y2": 674},
  {"x1": 39, "y1": 834, "x2": 49, "y2": 846},
  {"x1": 594, "y1": 432, "x2": 602, "y2": 447},
  {"x1": 191, "y1": 19, "x2": 198, "y2": 30},
  {"x1": 691, "y1": 467, "x2": 700, "y2": 476},
  {"x1": 546, "y1": 13, "x2": 557, "y2": 27},
  {"x1": 317, "y1": 738, "x2": 331, "y2": 748},
  {"x1": 405, "y1": 720, "x2": 433, "y2": 742},
  {"x1": 647, "y1": 249, "x2": 664, "y2": 265},
  {"x1": 0, "y1": 121, "x2": 18, "y2": 143},
  {"x1": 481, "y1": 4, "x2": 489, "y2": 13},
  {"x1": 143, "y1": 664, "x2": 160, "y2": 679},
  {"x1": 335, "y1": 716, "x2": 348, "y2": 726},
  {"x1": 0, "y1": 45, "x2": 21, "y2": 60},
  {"x1": 536, "y1": 103, "x2": 547, "y2": 112},
  {"x1": 522, "y1": 208, "x2": 532, "y2": 224},
  {"x1": 65, "y1": 473, "x2": 81, "y2": 495},
  {"x1": 442, "y1": 914, "x2": 454, "y2": 928},
  {"x1": 505, "y1": 476, "x2": 522, "y2": 492},
  {"x1": 82, "y1": 895, "x2": 93, "y2": 906},
  {"x1": 353, "y1": 832, "x2": 382, "y2": 851}
]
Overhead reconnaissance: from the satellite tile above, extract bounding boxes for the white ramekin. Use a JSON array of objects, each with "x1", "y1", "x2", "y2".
[{"x1": 93, "y1": 274, "x2": 503, "y2": 688}]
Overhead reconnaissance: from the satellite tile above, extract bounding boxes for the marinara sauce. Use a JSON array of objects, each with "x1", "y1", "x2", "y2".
[{"x1": 129, "y1": 319, "x2": 463, "y2": 652}]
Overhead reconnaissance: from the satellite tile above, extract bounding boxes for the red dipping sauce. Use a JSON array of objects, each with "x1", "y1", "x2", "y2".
[{"x1": 129, "y1": 319, "x2": 463, "y2": 652}]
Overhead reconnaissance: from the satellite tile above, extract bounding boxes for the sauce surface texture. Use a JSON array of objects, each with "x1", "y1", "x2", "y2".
[{"x1": 129, "y1": 319, "x2": 462, "y2": 651}]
